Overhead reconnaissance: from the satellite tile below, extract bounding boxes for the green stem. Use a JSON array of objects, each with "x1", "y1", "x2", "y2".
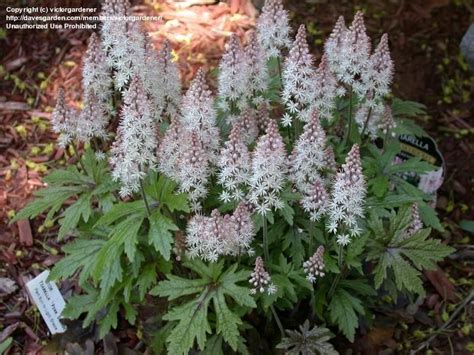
[
  {"x1": 270, "y1": 304, "x2": 285, "y2": 337},
  {"x1": 360, "y1": 106, "x2": 372, "y2": 138},
  {"x1": 139, "y1": 179, "x2": 152, "y2": 217},
  {"x1": 337, "y1": 243, "x2": 343, "y2": 268},
  {"x1": 277, "y1": 56, "x2": 283, "y2": 89},
  {"x1": 383, "y1": 127, "x2": 391, "y2": 153},
  {"x1": 308, "y1": 222, "x2": 314, "y2": 254},
  {"x1": 329, "y1": 244, "x2": 344, "y2": 297},
  {"x1": 344, "y1": 86, "x2": 353, "y2": 146},
  {"x1": 70, "y1": 141, "x2": 87, "y2": 173},
  {"x1": 263, "y1": 217, "x2": 270, "y2": 263}
]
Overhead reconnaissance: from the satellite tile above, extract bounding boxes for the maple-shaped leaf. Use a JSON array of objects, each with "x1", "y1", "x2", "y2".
[
  {"x1": 366, "y1": 206, "x2": 454, "y2": 296},
  {"x1": 276, "y1": 320, "x2": 338, "y2": 355},
  {"x1": 151, "y1": 260, "x2": 256, "y2": 354}
]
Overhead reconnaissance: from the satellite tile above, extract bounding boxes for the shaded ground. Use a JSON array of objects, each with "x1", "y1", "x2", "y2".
[{"x1": 1, "y1": 0, "x2": 473, "y2": 353}]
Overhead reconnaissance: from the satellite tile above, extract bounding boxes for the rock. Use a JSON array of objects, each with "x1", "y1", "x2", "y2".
[{"x1": 460, "y1": 23, "x2": 474, "y2": 71}]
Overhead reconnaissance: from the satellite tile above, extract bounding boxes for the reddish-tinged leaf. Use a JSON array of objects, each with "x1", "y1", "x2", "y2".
[
  {"x1": 17, "y1": 219, "x2": 33, "y2": 246},
  {"x1": 424, "y1": 269, "x2": 459, "y2": 302}
]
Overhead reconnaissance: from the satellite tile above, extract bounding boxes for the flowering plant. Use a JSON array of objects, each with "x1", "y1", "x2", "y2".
[{"x1": 14, "y1": 0, "x2": 453, "y2": 353}]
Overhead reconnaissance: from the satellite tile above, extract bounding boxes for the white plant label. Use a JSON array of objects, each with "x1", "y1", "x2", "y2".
[{"x1": 26, "y1": 270, "x2": 66, "y2": 334}]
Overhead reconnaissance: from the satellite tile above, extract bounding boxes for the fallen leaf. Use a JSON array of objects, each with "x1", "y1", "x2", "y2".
[
  {"x1": 17, "y1": 219, "x2": 33, "y2": 246},
  {"x1": 424, "y1": 269, "x2": 459, "y2": 302},
  {"x1": 0, "y1": 102, "x2": 30, "y2": 111}
]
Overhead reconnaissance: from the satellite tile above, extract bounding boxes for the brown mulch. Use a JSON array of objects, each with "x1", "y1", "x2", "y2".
[{"x1": 1, "y1": 0, "x2": 473, "y2": 353}]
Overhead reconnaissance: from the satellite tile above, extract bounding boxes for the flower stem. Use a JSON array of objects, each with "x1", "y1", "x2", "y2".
[
  {"x1": 277, "y1": 57, "x2": 283, "y2": 89},
  {"x1": 270, "y1": 304, "x2": 285, "y2": 337},
  {"x1": 139, "y1": 178, "x2": 152, "y2": 217},
  {"x1": 337, "y1": 243, "x2": 343, "y2": 267},
  {"x1": 263, "y1": 217, "x2": 270, "y2": 263},
  {"x1": 361, "y1": 106, "x2": 372, "y2": 137},
  {"x1": 70, "y1": 141, "x2": 87, "y2": 173},
  {"x1": 383, "y1": 127, "x2": 391, "y2": 153},
  {"x1": 328, "y1": 244, "x2": 344, "y2": 297},
  {"x1": 344, "y1": 86, "x2": 353, "y2": 145}
]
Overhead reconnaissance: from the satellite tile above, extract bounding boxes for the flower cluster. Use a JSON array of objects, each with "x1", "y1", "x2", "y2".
[
  {"x1": 303, "y1": 246, "x2": 326, "y2": 283},
  {"x1": 309, "y1": 55, "x2": 341, "y2": 120},
  {"x1": 82, "y1": 32, "x2": 113, "y2": 116},
  {"x1": 77, "y1": 34, "x2": 111, "y2": 143},
  {"x1": 231, "y1": 202, "x2": 256, "y2": 254},
  {"x1": 289, "y1": 110, "x2": 328, "y2": 194},
  {"x1": 328, "y1": 145, "x2": 367, "y2": 243},
  {"x1": 282, "y1": 25, "x2": 314, "y2": 125},
  {"x1": 157, "y1": 116, "x2": 182, "y2": 181},
  {"x1": 158, "y1": 69, "x2": 220, "y2": 210},
  {"x1": 186, "y1": 204, "x2": 255, "y2": 261},
  {"x1": 361, "y1": 34, "x2": 394, "y2": 105},
  {"x1": 236, "y1": 108, "x2": 259, "y2": 145},
  {"x1": 301, "y1": 180, "x2": 329, "y2": 222},
  {"x1": 218, "y1": 34, "x2": 249, "y2": 114},
  {"x1": 248, "y1": 119, "x2": 287, "y2": 215},
  {"x1": 180, "y1": 69, "x2": 220, "y2": 161},
  {"x1": 256, "y1": 0, "x2": 291, "y2": 58},
  {"x1": 51, "y1": 89, "x2": 79, "y2": 148},
  {"x1": 407, "y1": 203, "x2": 423, "y2": 237},
  {"x1": 355, "y1": 101, "x2": 396, "y2": 139},
  {"x1": 249, "y1": 257, "x2": 277, "y2": 295},
  {"x1": 217, "y1": 123, "x2": 251, "y2": 203},
  {"x1": 244, "y1": 31, "x2": 269, "y2": 103},
  {"x1": 177, "y1": 131, "x2": 212, "y2": 211},
  {"x1": 109, "y1": 75, "x2": 157, "y2": 197},
  {"x1": 157, "y1": 40, "x2": 181, "y2": 117}
]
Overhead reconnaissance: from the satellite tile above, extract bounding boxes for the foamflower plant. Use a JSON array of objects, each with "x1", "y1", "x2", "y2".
[{"x1": 15, "y1": 0, "x2": 453, "y2": 353}]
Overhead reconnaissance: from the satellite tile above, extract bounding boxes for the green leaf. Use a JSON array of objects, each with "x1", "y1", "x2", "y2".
[
  {"x1": 202, "y1": 335, "x2": 224, "y2": 355},
  {"x1": 98, "y1": 301, "x2": 119, "y2": 338},
  {"x1": 164, "y1": 292, "x2": 212, "y2": 354},
  {"x1": 123, "y1": 302, "x2": 137, "y2": 324},
  {"x1": 370, "y1": 175, "x2": 389, "y2": 198},
  {"x1": 157, "y1": 263, "x2": 255, "y2": 354},
  {"x1": 386, "y1": 157, "x2": 435, "y2": 175},
  {"x1": 367, "y1": 194, "x2": 421, "y2": 209},
  {"x1": 61, "y1": 288, "x2": 99, "y2": 320},
  {"x1": 49, "y1": 239, "x2": 105, "y2": 284},
  {"x1": 151, "y1": 275, "x2": 208, "y2": 300},
  {"x1": 391, "y1": 98, "x2": 427, "y2": 118},
  {"x1": 418, "y1": 203, "x2": 444, "y2": 231},
  {"x1": 58, "y1": 194, "x2": 92, "y2": 239},
  {"x1": 94, "y1": 200, "x2": 147, "y2": 226},
  {"x1": 213, "y1": 290, "x2": 241, "y2": 351},
  {"x1": 137, "y1": 264, "x2": 157, "y2": 300},
  {"x1": 148, "y1": 211, "x2": 178, "y2": 260},
  {"x1": 328, "y1": 288, "x2": 364, "y2": 342},
  {"x1": 277, "y1": 320, "x2": 338, "y2": 355},
  {"x1": 150, "y1": 174, "x2": 190, "y2": 212},
  {"x1": 459, "y1": 219, "x2": 474, "y2": 233},
  {"x1": 339, "y1": 279, "x2": 377, "y2": 296},
  {"x1": 44, "y1": 167, "x2": 93, "y2": 186},
  {"x1": 367, "y1": 207, "x2": 454, "y2": 295},
  {"x1": 0, "y1": 337, "x2": 13, "y2": 354},
  {"x1": 280, "y1": 202, "x2": 295, "y2": 226},
  {"x1": 98, "y1": 254, "x2": 123, "y2": 298},
  {"x1": 12, "y1": 186, "x2": 85, "y2": 222},
  {"x1": 91, "y1": 215, "x2": 145, "y2": 295},
  {"x1": 121, "y1": 215, "x2": 145, "y2": 262},
  {"x1": 163, "y1": 193, "x2": 190, "y2": 213}
]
